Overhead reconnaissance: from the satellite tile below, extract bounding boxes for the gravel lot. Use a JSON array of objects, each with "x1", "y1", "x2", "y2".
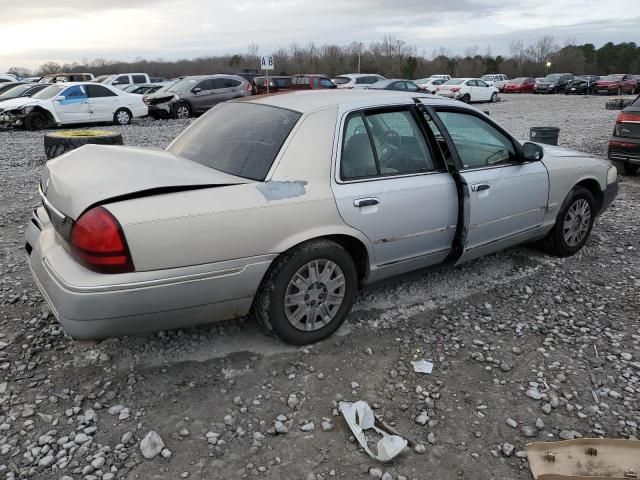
[{"x1": 0, "y1": 94, "x2": 638, "y2": 480}]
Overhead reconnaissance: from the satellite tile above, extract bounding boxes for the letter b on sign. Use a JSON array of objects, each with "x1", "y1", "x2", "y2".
[{"x1": 261, "y1": 55, "x2": 274, "y2": 71}]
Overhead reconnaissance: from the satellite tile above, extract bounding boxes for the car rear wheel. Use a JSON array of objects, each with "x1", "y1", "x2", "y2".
[
  {"x1": 539, "y1": 186, "x2": 595, "y2": 257},
  {"x1": 460, "y1": 93, "x2": 471, "y2": 103},
  {"x1": 113, "y1": 108, "x2": 132, "y2": 125},
  {"x1": 24, "y1": 111, "x2": 49, "y2": 131},
  {"x1": 254, "y1": 239, "x2": 357, "y2": 345},
  {"x1": 174, "y1": 102, "x2": 191, "y2": 119}
]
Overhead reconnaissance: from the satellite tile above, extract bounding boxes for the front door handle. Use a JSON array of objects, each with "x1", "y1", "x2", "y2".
[
  {"x1": 471, "y1": 183, "x2": 490, "y2": 192},
  {"x1": 354, "y1": 197, "x2": 380, "y2": 208}
]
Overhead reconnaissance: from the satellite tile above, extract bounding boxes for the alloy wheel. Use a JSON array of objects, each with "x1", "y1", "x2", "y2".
[
  {"x1": 562, "y1": 199, "x2": 591, "y2": 247},
  {"x1": 176, "y1": 105, "x2": 189, "y2": 119},
  {"x1": 116, "y1": 110, "x2": 130, "y2": 125},
  {"x1": 284, "y1": 259, "x2": 346, "y2": 332}
]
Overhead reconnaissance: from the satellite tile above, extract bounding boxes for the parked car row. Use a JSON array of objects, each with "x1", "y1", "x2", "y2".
[{"x1": 532, "y1": 73, "x2": 637, "y2": 95}]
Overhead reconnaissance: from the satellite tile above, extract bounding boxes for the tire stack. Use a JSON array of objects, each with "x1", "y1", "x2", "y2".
[{"x1": 44, "y1": 130, "x2": 124, "y2": 160}]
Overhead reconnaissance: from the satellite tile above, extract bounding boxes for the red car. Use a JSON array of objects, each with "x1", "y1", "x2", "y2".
[
  {"x1": 595, "y1": 74, "x2": 638, "y2": 95},
  {"x1": 503, "y1": 77, "x2": 535, "y2": 93},
  {"x1": 288, "y1": 75, "x2": 336, "y2": 90}
]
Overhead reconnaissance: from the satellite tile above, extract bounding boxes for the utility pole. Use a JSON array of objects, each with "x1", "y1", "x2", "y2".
[{"x1": 357, "y1": 54, "x2": 361, "y2": 74}]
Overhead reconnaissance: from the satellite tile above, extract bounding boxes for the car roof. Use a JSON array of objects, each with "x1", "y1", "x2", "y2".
[
  {"x1": 335, "y1": 73, "x2": 382, "y2": 79},
  {"x1": 242, "y1": 89, "x2": 459, "y2": 113}
]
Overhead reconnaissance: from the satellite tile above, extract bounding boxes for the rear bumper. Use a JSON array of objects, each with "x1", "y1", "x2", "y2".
[
  {"x1": 608, "y1": 137, "x2": 640, "y2": 164},
  {"x1": 26, "y1": 207, "x2": 273, "y2": 339}
]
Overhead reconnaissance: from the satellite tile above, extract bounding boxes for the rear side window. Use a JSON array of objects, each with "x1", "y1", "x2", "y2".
[
  {"x1": 132, "y1": 75, "x2": 147, "y2": 84},
  {"x1": 168, "y1": 103, "x2": 301, "y2": 181},
  {"x1": 292, "y1": 76, "x2": 310, "y2": 85},
  {"x1": 86, "y1": 85, "x2": 117, "y2": 97},
  {"x1": 355, "y1": 77, "x2": 368, "y2": 84},
  {"x1": 341, "y1": 108, "x2": 437, "y2": 180}
]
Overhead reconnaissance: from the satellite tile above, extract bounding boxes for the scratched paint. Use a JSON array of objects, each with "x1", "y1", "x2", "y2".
[{"x1": 256, "y1": 181, "x2": 307, "y2": 201}]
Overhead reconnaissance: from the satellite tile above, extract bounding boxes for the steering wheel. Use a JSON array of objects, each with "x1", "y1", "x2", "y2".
[{"x1": 379, "y1": 130, "x2": 401, "y2": 166}]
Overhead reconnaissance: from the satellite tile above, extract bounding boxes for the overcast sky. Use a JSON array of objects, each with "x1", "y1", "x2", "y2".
[{"x1": 1, "y1": 0, "x2": 639, "y2": 72}]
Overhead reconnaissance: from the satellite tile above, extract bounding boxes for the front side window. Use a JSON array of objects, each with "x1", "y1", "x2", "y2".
[
  {"x1": 113, "y1": 75, "x2": 130, "y2": 85},
  {"x1": 168, "y1": 103, "x2": 300, "y2": 181},
  {"x1": 61, "y1": 85, "x2": 88, "y2": 100},
  {"x1": 341, "y1": 108, "x2": 437, "y2": 180},
  {"x1": 477, "y1": 80, "x2": 489, "y2": 87},
  {"x1": 436, "y1": 110, "x2": 515, "y2": 169},
  {"x1": 196, "y1": 79, "x2": 216, "y2": 91}
]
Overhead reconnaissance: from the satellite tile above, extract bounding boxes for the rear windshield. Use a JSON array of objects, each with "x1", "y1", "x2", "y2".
[
  {"x1": 481, "y1": 75, "x2": 495, "y2": 81},
  {"x1": 443, "y1": 79, "x2": 464, "y2": 85},
  {"x1": 511, "y1": 77, "x2": 528, "y2": 83},
  {"x1": 332, "y1": 77, "x2": 351, "y2": 85},
  {"x1": 603, "y1": 74, "x2": 624, "y2": 81},
  {"x1": 0, "y1": 85, "x2": 29, "y2": 98},
  {"x1": 167, "y1": 102, "x2": 301, "y2": 181}
]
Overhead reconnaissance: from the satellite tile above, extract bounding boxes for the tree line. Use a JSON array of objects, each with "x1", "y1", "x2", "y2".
[{"x1": 8, "y1": 37, "x2": 640, "y2": 80}]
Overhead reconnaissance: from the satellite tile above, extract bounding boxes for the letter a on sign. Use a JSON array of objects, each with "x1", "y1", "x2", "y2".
[{"x1": 261, "y1": 55, "x2": 274, "y2": 71}]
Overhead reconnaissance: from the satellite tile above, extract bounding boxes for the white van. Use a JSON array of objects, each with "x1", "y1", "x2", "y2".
[{"x1": 96, "y1": 73, "x2": 151, "y2": 89}]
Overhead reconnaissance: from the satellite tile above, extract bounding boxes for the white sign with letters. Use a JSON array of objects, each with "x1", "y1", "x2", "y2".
[{"x1": 261, "y1": 55, "x2": 274, "y2": 70}]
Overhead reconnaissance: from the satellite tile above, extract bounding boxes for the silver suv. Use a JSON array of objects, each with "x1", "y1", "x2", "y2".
[
  {"x1": 144, "y1": 74, "x2": 252, "y2": 119},
  {"x1": 332, "y1": 74, "x2": 386, "y2": 89}
]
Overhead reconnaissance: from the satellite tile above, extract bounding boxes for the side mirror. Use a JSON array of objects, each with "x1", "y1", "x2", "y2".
[
  {"x1": 192, "y1": 87, "x2": 202, "y2": 94},
  {"x1": 55, "y1": 95, "x2": 65, "y2": 101},
  {"x1": 522, "y1": 142, "x2": 544, "y2": 162}
]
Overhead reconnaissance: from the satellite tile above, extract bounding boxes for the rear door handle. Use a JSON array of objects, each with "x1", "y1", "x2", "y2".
[
  {"x1": 354, "y1": 197, "x2": 380, "y2": 207},
  {"x1": 471, "y1": 183, "x2": 490, "y2": 192}
]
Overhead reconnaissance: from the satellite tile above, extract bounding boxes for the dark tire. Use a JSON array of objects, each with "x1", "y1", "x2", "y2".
[
  {"x1": 113, "y1": 108, "x2": 132, "y2": 126},
  {"x1": 460, "y1": 93, "x2": 471, "y2": 103},
  {"x1": 539, "y1": 186, "x2": 595, "y2": 257},
  {"x1": 44, "y1": 130, "x2": 123, "y2": 160},
  {"x1": 613, "y1": 159, "x2": 638, "y2": 176},
  {"x1": 490, "y1": 92, "x2": 498, "y2": 103},
  {"x1": 253, "y1": 239, "x2": 358, "y2": 345},
  {"x1": 24, "y1": 111, "x2": 49, "y2": 131},
  {"x1": 173, "y1": 102, "x2": 191, "y2": 119}
]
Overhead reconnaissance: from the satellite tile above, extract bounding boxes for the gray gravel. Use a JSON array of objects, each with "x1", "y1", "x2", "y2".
[{"x1": 0, "y1": 94, "x2": 638, "y2": 480}]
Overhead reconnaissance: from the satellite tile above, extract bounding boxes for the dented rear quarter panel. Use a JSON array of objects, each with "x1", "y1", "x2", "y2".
[{"x1": 108, "y1": 106, "x2": 373, "y2": 272}]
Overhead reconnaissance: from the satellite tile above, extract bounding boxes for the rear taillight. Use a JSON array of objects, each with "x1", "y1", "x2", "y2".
[
  {"x1": 617, "y1": 112, "x2": 640, "y2": 123},
  {"x1": 450, "y1": 86, "x2": 460, "y2": 92},
  {"x1": 70, "y1": 207, "x2": 134, "y2": 274}
]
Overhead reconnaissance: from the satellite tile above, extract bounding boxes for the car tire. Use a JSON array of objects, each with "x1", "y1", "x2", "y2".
[
  {"x1": 44, "y1": 130, "x2": 124, "y2": 160},
  {"x1": 460, "y1": 94, "x2": 471, "y2": 103},
  {"x1": 539, "y1": 186, "x2": 596, "y2": 257},
  {"x1": 113, "y1": 108, "x2": 132, "y2": 126},
  {"x1": 253, "y1": 239, "x2": 358, "y2": 345},
  {"x1": 173, "y1": 102, "x2": 191, "y2": 119},
  {"x1": 23, "y1": 111, "x2": 49, "y2": 131},
  {"x1": 612, "y1": 159, "x2": 638, "y2": 176},
  {"x1": 490, "y1": 92, "x2": 498, "y2": 103}
]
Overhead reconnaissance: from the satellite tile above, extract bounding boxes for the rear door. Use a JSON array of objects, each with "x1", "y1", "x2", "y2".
[
  {"x1": 52, "y1": 85, "x2": 90, "y2": 123},
  {"x1": 86, "y1": 84, "x2": 120, "y2": 121},
  {"x1": 426, "y1": 107, "x2": 548, "y2": 260},
  {"x1": 332, "y1": 106, "x2": 458, "y2": 275}
]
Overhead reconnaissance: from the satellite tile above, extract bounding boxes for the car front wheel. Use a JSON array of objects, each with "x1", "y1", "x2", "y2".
[
  {"x1": 490, "y1": 92, "x2": 498, "y2": 103},
  {"x1": 540, "y1": 186, "x2": 595, "y2": 257},
  {"x1": 254, "y1": 239, "x2": 357, "y2": 345}
]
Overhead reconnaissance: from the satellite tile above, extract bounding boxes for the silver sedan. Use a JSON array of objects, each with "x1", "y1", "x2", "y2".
[{"x1": 26, "y1": 90, "x2": 618, "y2": 344}]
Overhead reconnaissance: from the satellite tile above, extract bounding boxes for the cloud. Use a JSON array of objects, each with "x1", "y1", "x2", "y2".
[{"x1": 0, "y1": 0, "x2": 638, "y2": 71}]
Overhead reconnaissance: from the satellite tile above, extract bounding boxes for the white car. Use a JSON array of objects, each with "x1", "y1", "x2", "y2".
[
  {"x1": 414, "y1": 77, "x2": 447, "y2": 93},
  {"x1": 429, "y1": 74, "x2": 451, "y2": 81},
  {"x1": 332, "y1": 74, "x2": 386, "y2": 89},
  {"x1": 435, "y1": 78, "x2": 499, "y2": 103},
  {"x1": 481, "y1": 74, "x2": 509, "y2": 91},
  {"x1": 95, "y1": 73, "x2": 151, "y2": 90},
  {"x1": 0, "y1": 73, "x2": 19, "y2": 83},
  {"x1": 0, "y1": 82, "x2": 148, "y2": 130}
]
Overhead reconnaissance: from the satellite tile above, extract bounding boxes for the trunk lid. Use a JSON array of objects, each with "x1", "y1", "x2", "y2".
[{"x1": 41, "y1": 144, "x2": 250, "y2": 220}]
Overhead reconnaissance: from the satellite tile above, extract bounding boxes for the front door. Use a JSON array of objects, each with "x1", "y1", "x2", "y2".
[
  {"x1": 332, "y1": 106, "x2": 458, "y2": 274},
  {"x1": 52, "y1": 85, "x2": 90, "y2": 124},
  {"x1": 431, "y1": 108, "x2": 548, "y2": 260}
]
